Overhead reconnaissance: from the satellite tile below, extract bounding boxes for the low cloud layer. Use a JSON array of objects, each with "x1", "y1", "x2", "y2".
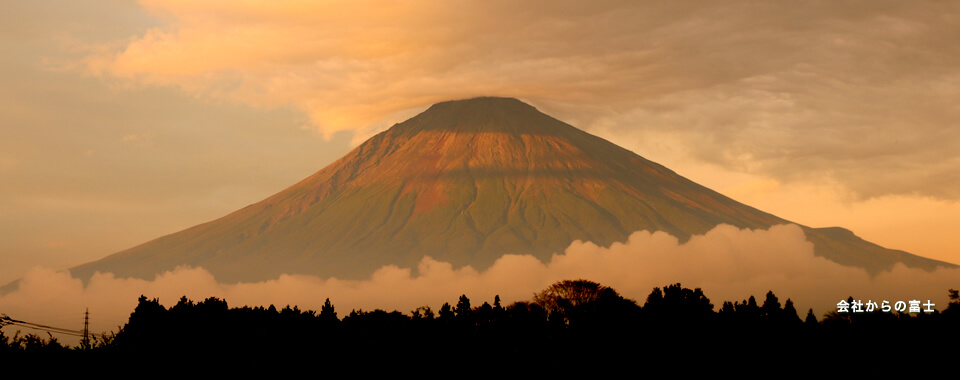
[
  {"x1": 3, "y1": 224, "x2": 956, "y2": 345},
  {"x1": 79, "y1": 0, "x2": 960, "y2": 200}
]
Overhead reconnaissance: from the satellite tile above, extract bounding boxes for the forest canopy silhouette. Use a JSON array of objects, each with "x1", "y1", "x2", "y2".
[{"x1": 3, "y1": 279, "x2": 958, "y2": 360}]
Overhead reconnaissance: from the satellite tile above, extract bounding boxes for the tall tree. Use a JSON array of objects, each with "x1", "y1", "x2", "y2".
[
  {"x1": 761, "y1": 291, "x2": 782, "y2": 318},
  {"x1": 320, "y1": 298, "x2": 338, "y2": 323},
  {"x1": 804, "y1": 308, "x2": 819, "y2": 327},
  {"x1": 455, "y1": 295, "x2": 472, "y2": 318}
]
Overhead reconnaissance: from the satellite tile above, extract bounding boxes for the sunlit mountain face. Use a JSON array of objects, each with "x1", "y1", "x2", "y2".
[{"x1": 68, "y1": 97, "x2": 953, "y2": 283}]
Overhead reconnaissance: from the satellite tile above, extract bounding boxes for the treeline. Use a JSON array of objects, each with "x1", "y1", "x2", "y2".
[{"x1": 3, "y1": 280, "x2": 959, "y2": 359}]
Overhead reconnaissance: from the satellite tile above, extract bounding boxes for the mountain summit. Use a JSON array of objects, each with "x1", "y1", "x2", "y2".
[{"x1": 69, "y1": 97, "x2": 953, "y2": 282}]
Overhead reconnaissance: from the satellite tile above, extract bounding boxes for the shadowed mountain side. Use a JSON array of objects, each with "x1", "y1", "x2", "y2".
[
  {"x1": 803, "y1": 227, "x2": 944, "y2": 271},
  {"x1": 63, "y1": 97, "x2": 954, "y2": 284}
]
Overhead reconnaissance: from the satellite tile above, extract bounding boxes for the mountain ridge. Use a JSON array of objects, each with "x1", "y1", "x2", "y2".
[{"x1": 62, "y1": 96, "x2": 954, "y2": 284}]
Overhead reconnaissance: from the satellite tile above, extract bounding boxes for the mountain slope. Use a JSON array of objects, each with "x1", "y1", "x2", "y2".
[{"x1": 68, "y1": 97, "x2": 954, "y2": 282}]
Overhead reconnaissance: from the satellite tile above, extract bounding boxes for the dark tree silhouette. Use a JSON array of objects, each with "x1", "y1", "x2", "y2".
[
  {"x1": 320, "y1": 298, "x2": 338, "y2": 323},
  {"x1": 782, "y1": 299, "x2": 803, "y2": 325},
  {"x1": 946, "y1": 289, "x2": 960, "y2": 318},
  {"x1": 14, "y1": 282, "x2": 957, "y2": 361},
  {"x1": 455, "y1": 295, "x2": 472, "y2": 318},
  {"x1": 804, "y1": 308, "x2": 819, "y2": 326},
  {"x1": 761, "y1": 291, "x2": 782, "y2": 318},
  {"x1": 438, "y1": 302, "x2": 454, "y2": 322},
  {"x1": 534, "y1": 279, "x2": 610, "y2": 313},
  {"x1": 648, "y1": 283, "x2": 714, "y2": 316}
]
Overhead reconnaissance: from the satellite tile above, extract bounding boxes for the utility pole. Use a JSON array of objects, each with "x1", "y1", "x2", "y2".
[{"x1": 82, "y1": 308, "x2": 90, "y2": 350}]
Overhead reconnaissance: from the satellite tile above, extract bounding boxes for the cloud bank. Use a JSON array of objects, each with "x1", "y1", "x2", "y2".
[
  {"x1": 3, "y1": 224, "x2": 956, "y2": 344},
  {"x1": 82, "y1": 0, "x2": 960, "y2": 200}
]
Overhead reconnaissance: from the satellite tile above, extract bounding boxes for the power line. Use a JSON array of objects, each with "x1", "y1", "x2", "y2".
[{"x1": 1, "y1": 313, "x2": 107, "y2": 338}]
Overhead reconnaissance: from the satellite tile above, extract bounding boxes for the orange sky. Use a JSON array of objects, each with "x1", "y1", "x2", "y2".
[{"x1": 2, "y1": 0, "x2": 959, "y2": 285}]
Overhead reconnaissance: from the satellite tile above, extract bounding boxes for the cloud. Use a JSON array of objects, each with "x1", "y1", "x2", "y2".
[
  {"x1": 3, "y1": 223, "x2": 956, "y2": 345},
  {"x1": 78, "y1": 1, "x2": 960, "y2": 200}
]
